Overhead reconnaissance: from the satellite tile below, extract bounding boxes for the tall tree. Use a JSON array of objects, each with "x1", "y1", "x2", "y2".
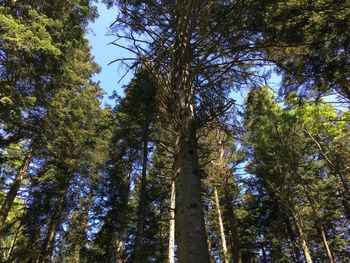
[{"x1": 107, "y1": 0, "x2": 262, "y2": 260}]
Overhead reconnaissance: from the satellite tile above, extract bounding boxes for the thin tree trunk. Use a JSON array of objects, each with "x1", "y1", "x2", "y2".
[
  {"x1": 134, "y1": 123, "x2": 150, "y2": 262},
  {"x1": 71, "y1": 183, "x2": 94, "y2": 263},
  {"x1": 223, "y1": 182, "x2": 242, "y2": 263},
  {"x1": 214, "y1": 187, "x2": 229, "y2": 263},
  {"x1": 303, "y1": 186, "x2": 336, "y2": 263},
  {"x1": 115, "y1": 163, "x2": 133, "y2": 263},
  {"x1": 38, "y1": 178, "x2": 69, "y2": 263},
  {"x1": 259, "y1": 234, "x2": 268, "y2": 263},
  {"x1": 168, "y1": 180, "x2": 175, "y2": 263},
  {"x1": 0, "y1": 138, "x2": 36, "y2": 228},
  {"x1": 282, "y1": 213, "x2": 302, "y2": 262},
  {"x1": 292, "y1": 208, "x2": 313, "y2": 263},
  {"x1": 5, "y1": 217, "x2": 22, "y2": 260}
]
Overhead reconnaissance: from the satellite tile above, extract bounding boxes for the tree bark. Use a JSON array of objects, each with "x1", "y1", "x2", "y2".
[
  {"x1": 303, "y1": 186, "x2": 336, "y2": 263},
  {"x1": 171, "y1": 0, "x2": 210, "y2": 262},
  {"x1": 292, "y1": 208, "x2": 313, "y2": 263},
  {"x1": 174, "y1": 123, "x2": 209, "y2": 262},
  {"x1": 223, "y1": 182, "x2": 242, "y2": 263},
  {"x1": 168, "y1": 180, "x2": 175, "y2": 263},
  {"x1": 134, "y1": 123, "x2": 150, "y2": 262},
  {"x1": 115, "y1": 163, "x2": 133, "y2": 263},
  {"x1": 38, "y1": 177, "x2": 69, "y2": 263},
  {"x1": 0, "y1": 138, "x2": 36, "y2": 228},
  {"x1": 71, "y1": 183, "x2": 94, "y2": 263},
  {"x1": 214, "y1": 187, "x2": 229, "y2": 263},
  {"x1": 283, "y1": 213, "x2": 302, "y2": 262},
  {"x1": 5, "y1": 217, "x2": 22, "y2": 260}
]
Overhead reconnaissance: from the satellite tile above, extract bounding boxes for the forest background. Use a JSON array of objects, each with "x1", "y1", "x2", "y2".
[{"x1": 0, "y1": 0, "x2": 349, "y2": 262}]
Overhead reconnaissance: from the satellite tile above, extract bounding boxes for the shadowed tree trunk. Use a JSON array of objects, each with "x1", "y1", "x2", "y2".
[
  {"x1": 134, "y1": 123, "x2": 150, "y2": 262},
  {"x1": 303, "y1": 185, "x2": 336, "y2": 263},
  {"x1": 0, "y1": 138, "x2": 37, "y2": 228},
  {"x1": 283, "y1": 213, "x2": 302, "y2": 263},
  {"x1": 71, "y1": 182, "x2": 95, "y2": 263},
  {"x1": 223, "y1": 181, "x2": 242, "y2": 263},
  {"x1": 115, "y1": 164, "x2": 132, "y2": 263},
  {"x1": 38, "y1": 175, "x2": 70, "y2": 263}
]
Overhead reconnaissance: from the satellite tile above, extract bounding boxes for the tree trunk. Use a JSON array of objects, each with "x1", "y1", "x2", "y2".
[
  {"x1": 5, "y1": 217, "x2": 22, "y2": 260},
  {"x1": 71, "y1": 183, "x2": 94, "y2": 263},
  {"x1": 214, "y1": 187, "x2": 229, "y2": 263},
  {"x1": 174, "y1": 123, "x2": 210, "y2": 262},
  {"x1": 38, "y1": 178, "x2": 69, "y2": 263},
  {"x1": 292, "y1": 208, "x2": 313, "y2": 263},
  {"x1": 259, "y1": 234, "x2": 268, "y2": 263},
  {"x1": 223, "y1": 182, "x2": 242, "y2": 263},
  {"x1": 134, "y1": 123, "x2": 150, "y2": 262},
  {"x1": 168, "y1": 180, "x2": 175, "y2": 263},
  {"x1": 115, "y1": 163, "x2": 133, "y2": 263},
  {"x1": 283, "y1": 214, "x2": 302, "y2": 262},
  {"x1": 171, "y1": 0, "x2": 209, "y2": 261},
  {"x1": 0, "y1": 138, "x2": 36, "y2": 228},
  {"x1": 303, "y1": 187, "x2": 336, "y2": 263}
]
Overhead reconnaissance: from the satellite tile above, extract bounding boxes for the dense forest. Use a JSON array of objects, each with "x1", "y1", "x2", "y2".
[{"x1": 0, "y1": 0, "x2": 349, "y2": 262}]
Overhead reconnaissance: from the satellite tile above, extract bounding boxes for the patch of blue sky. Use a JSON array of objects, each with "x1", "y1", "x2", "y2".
[{"x1": 87, "y1": 3, "x2": 135, "y2": 108}]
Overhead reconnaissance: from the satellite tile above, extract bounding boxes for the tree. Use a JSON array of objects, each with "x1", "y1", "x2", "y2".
[
  {"x1": 0, "y1": 0, "x2": 99, "y2": 228},
  {"x1": 106, "y1": 0, "x2": 263, "y2": 260},
  {"x1": 258, "y1": 0, "x2": 350, "y2": 101},
  {"x1": 243, "y1": 87, "x2": 349, "y2": 262}
]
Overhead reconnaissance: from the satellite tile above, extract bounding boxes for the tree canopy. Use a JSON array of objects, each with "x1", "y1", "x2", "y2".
[{"x1": 0, "y1": 0, "x2": 349, "y2": 262}]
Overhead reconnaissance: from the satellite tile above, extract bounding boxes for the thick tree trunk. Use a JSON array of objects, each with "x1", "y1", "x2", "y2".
[
  {"x1": 214, "y1": 187, "x2": 229, "y2": 263},
  {"x1": 168, "y1": 180, "x2": 175, "y2": 263},
  {"x1": 174, "y1": 119, "x2": 209, "y2": 262},
  {"x1": 134, "y1": 124, "x2": 150, "y2": 262},
  {"x1": 171, "y1": 0, "x2": 209, "y2": 261},
  {"x1": 0, "y1": 138, "x2": 36, "y2": 228}
]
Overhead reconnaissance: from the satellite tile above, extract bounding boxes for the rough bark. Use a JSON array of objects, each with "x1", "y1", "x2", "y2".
[
  {"x1": 0, "y1": 138, "x2": 36, "y2": 228},
  {"x1": 134, "y1": 124, "x2": 150, "y2": 262},
  {"x1": 214, "y1": 187, "x2": 229, "y2": 263},
  {"x1": 168, "y1": 180, "x2": 175, "y2": 263}
]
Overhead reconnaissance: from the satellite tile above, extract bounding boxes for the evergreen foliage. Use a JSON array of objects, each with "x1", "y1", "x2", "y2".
[{"x1": 0, "y1": 0, "x2": 349, "y2": 262}]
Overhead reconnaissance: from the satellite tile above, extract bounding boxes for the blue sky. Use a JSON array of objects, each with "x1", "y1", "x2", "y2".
[
  {"x1": 87, "y1": 3, "x2": 281, "y2": 108},
  {"x1": 87, "y1": 3, "x2": 134, "y2": 107}
]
